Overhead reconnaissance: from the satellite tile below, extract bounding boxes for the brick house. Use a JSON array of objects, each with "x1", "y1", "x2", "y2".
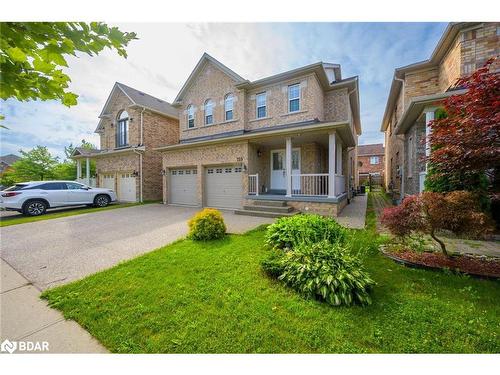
[
  {"x1": 157, "y1": 53, "x2": 361, "y2": 216},
  {"x1": 381, "y1": 22, "x2": 499, "y2": 202},
  {"x1": 71, "y1": 82, "x2": 179, "y2": 202},
  {"x1": 357, "y1": 144, "x2": 384, "y2": 185}
]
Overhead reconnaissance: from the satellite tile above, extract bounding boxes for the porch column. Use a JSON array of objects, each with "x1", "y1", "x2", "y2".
[
  {"x1": 85, "y1": 157, "x2": 90, "y2": 185},
  {"x1": 424, "y1": 110, "x2": 435, "y2": 167},
  {"x1": 76, "y1": 159, "x2": 82, "y2": 180},
  {"x1": 328, "y1": 131, "x2": 336, "y2": 198},
  {"x1": 285, "y1": 136, "x2": 292, "y2": 197}
]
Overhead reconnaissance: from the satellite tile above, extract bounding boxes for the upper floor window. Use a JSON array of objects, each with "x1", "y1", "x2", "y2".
[
  {"x1": 187, "y1": 105, "x2": 195, "y2": 128},
  {"x1": 116, "y1": 110, "x2": 129, "y2": 147},
  {"x1": 204, "y1": 99, "x2": 214, "y2": 125},
  {"x1": 288, "y1": 84, "x2": 300, "y2": 112},
  {"x1": 224, "y1": 94, "x2": 234, "y2": 121},
  {"x1": 256, "y1": 92, "x2": 267, "y2": 118},
  {"x1": 370, "y1": 156, "x2": 380, "y2": 165}
]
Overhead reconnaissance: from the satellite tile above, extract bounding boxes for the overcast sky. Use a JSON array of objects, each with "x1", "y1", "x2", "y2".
[{"x1": 0, "y1": 22, "x2": 448, "y2": 159}]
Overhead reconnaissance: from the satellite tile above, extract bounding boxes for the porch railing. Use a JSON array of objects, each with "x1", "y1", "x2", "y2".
[
  {"x1": 335, "y1": 174, "x2": 346, "y2": 195},
  {"x1": 248, "y1": 173, "x2": 259, "y2": 195},
  {"x1": 291, "y1": 174, "x2": 329, "y2": 196}
]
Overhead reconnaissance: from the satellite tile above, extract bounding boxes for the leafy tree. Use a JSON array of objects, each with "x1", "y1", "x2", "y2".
[
  {"x1": 59, "y1": 139, "x2": 97, "y2": 180},
  {"x1": 0, "y1": 22, "x2": 137, "y2": 120},
  {"x1": 5, "y1": 146, "x2": 59, "y2": 182},
  {"x1": 427, "y1": 57, "x2": 500, "y2": 183}
]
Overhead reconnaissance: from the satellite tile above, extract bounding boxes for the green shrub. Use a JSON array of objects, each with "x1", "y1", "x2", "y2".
[
  {"x1": 278, "y1": 240, "x2": 375, "y2": 306},
  {"x1": 188, "y1": 208, "x2": 226, "y2": 241},
  {"x1": 261, "y1": 249, "x2": 287, "y2": 278},
  {"x1": 265, "y1": 214, "x2": 347, "y2": 250}
]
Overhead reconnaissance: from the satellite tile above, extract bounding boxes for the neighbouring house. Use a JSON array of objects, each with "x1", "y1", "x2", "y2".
[
  {"x1": 381, "y1": 22, "x2": 499, "y2": 202},
  {"x1": 157, "y1": 53, "x2": 361, "y2": 216},
  {"x1": 357, "y1": 144, "x2": 384, "y2": 186},
  {"x1": 71, "y1": 82, "x2": 179, "y2": 202},
  {"x1": 0, "y1": 154, "x2": 20, "y2": 175}
]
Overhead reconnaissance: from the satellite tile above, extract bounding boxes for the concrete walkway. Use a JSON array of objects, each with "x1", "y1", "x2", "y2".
[
  {"x1": 0, "y1": 259, "x2": 107, "y2": 353},
  {"x1": 336, "y1": 194, "x2": 367, "y2": 229}
]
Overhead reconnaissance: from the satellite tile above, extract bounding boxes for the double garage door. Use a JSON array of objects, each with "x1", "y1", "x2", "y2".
[
  {"x1": 100, "y1": 173, "x2": 137, "y2": 202},
  {"x1": 169, "y1": 165, "x2": 242, "y2": 209}
]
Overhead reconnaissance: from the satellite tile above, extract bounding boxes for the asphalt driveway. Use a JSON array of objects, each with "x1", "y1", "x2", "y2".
[{"x1": 0, "y1": 204, "x2": 273, "y2": 290}]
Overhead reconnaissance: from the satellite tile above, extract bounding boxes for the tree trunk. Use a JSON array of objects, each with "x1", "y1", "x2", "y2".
[{"x1": 430, "y1": 228, "x2": 449, "y2": 257}]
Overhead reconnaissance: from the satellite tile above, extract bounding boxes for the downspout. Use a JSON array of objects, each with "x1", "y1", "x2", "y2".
[{"x1": 394, "y1": 76, "x2": 405, "y2": 201}]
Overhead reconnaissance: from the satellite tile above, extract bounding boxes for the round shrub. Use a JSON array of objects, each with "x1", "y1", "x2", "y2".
[
  {"x1": 188, "y1": 208, "x2": 226, "y2": 241},
  {"x1": 278, "y1": 240, "x2": 375, "y2": 306},
  {"x1": 265, "y1": 214, "x2": 347, "y2": 250}
]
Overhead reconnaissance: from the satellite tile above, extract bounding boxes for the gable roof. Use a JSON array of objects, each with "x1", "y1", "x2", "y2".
[
  {"x1": 380, "y1": 22, "x2": 481, "y2": 131},
  {"x1": 97, "y1": 82, "x2": 178, "y2": 125},
  {"x1": 0, "y1": 154, "x2": 20, "y2": 166},
  {"x1": 357, "y1": 144, "x2": 384, "y2": 156},
  {"x1": 173, "y1": 53, "x2": 247, "y2": 105}
]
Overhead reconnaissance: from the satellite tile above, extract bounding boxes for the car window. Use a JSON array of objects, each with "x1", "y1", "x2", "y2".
[
  {"x1": 4, "y1": 184, "x2": 29, "y2": 191},
  {"x1": 66, "y1": 183, "x2": 85, "y2": 190},
  {"x1": 38, "y1": 182, "x2": 67, "y2": 190}
]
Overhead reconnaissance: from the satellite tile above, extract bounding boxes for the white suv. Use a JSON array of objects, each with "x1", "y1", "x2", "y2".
[{"x1": 0, "y1": 181, "x2": 117, "y2": 216}]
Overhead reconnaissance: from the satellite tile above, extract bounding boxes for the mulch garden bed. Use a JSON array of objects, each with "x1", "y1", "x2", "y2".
[{"x1": 382, "y1": 249, "x2": 500, "y2": 279}]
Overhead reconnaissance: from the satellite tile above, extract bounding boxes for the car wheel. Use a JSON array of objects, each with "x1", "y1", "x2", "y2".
[
  {"x1": 23, "y1": 200, "x2": 47, "y2": 216},
  {"x1": 94, "y1": 194, "x2": 110, "y2": 207}
]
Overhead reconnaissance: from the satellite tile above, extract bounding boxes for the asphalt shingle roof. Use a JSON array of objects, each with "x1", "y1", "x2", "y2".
[{"x1": 116, "y1": 82, "x2": 178, "y2": 119}]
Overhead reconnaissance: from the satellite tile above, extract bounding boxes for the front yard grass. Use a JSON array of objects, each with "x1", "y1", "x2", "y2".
[
  {"x1": 42, "y1": 218, "x2": 499, "y2": 353},
  {"x1": 0, "y1": 201, "x2": 159, "y2": 227}
]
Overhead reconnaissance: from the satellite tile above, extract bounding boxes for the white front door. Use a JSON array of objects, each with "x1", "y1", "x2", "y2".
[{"x1": 270, "y1": 149, "x2": 300, "y2": 191}]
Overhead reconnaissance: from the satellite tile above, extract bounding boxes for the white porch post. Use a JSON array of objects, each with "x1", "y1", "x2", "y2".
[
  {"x1": 285, "y1": 137, "x2": 292, "y2": 197},
  {"x1": 77, "y1": 159, "x2": 82, "y2": 180},
  {"x1": 328, "y1": 131, "x2": 337, "y2": 198},
  {"x1": 85, "y1": 157, "x2": 90, "y2": 185},
  {"x1": 420, "y1": 109, "x2": 435, "y2": 193}
]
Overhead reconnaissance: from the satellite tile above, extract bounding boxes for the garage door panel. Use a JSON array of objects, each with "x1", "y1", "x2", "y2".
[
  {"x1": 101, "y1": 174, "x2": 115, "y2": 191},
  {"x1": 205, "y1": 166, "x2": 242, "y2": 209},
  {"x1": 170, "y1": 169, "x2": 198, "y2": 206},
  {"x1": 118, "y1": 173, "x2": 137, "y2": 202}
]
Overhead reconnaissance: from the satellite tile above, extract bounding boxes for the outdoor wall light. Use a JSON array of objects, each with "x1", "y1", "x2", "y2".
[
  {"x1": 257, "y1": 149, "x2": 262, "y2": 158},
  {"x1": 132, "y1": 170, "x2": 139, "y2": 177},
  {"x1": 160, "y1": 169, "x2": 166, "y2": 176}
]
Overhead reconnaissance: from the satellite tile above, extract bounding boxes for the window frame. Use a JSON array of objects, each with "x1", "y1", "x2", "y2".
[
  {"x1": 256, "y1": 92, "x2": 267, "y2": 119},
  {"x1": 370, "y1": 156, "x2": 380, "y2": 165},
  {"x1": 224, "y1": 94, "x2": 234, "y2": 121},
  {"x1": 187, "y1": 105, "x2": 195, "y2": 129},
  {"x1": 288, "y1": 83, "x2": 300, "y2": 113},
  {"x1": 116, "y1": 110, "x2": 129, "y2": 148},
  {"x1": 204, "y1": 99, "x2": 214, "y2": 125}
]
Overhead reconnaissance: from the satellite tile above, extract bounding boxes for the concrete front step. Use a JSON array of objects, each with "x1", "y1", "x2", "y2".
[
  {"x1": 243, "y1": 205, "x2": 293, "y2": 213},
  {"x1": 250, "y1": 200, "x2": 287, "y2": 207},
  {"x1": 234, "y1": 209, "x2": 296, "y2": 218}
]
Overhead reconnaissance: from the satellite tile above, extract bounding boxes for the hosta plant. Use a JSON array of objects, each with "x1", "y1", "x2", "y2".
[
  {"x1": 265, "y1": 214, "x2": 347, "y2": 250},
  {"x1": 278, "y1": 240, "x2": 375, "y2": 306}
]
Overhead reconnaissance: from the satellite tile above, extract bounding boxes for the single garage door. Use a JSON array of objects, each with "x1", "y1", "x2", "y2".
[
  {"x1": 170, "y1": 168, "x2": 198, "y2": 206},
  {"x1": 101, "y1": 174, "x2": 115, "y2": 191},
  {"x1": 118, "y1": 173, "x2": 137, "y2": 202},
  {"x1": 205, "y1": 165, "x2": 243, "y2": 209}
]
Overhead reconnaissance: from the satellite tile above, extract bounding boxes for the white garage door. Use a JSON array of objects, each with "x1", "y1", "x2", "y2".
[
  {"x1": 118, "y1": 173, "x2": 137, "y2": 202},
  {"x1": 205, "y1": 166, "x2": 243, "y2": 209},
  {"x1": 170, "y1": 168, "x2": 198, "y2": 206},
  {"x1": 101, "y1": 174, "x2": 115, "y2": 191}
]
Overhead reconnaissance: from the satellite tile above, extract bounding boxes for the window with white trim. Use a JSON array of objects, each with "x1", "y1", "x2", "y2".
[
  {"x1": 370, "y1": 156, "x2": 380, "y2": 165},
  {"x1": 187, "y1": 105, "x2": 195, "y2": 128},
  {"x1": 116, "y1": 110, "x2": 129, "y2": 147},
  {"x1": 224, "y1": 94, "x2": 234, "y2": 121},
  {"x1": 288, "y1": 84, "x2": 300, "y2": 112},
  {"x1": 256, "y1": 92, "x2": 267, "y2": 118},
  {"x1": 204, "y1": 99, "x2": 214, "y2": 125}
]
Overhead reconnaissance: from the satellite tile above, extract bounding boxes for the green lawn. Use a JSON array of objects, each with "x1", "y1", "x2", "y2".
[
  {"x1": 42, "y1": 205, "x2": 500, "y2": 353},
  {"x1": 0, "y1": 201, "x2": 156, "y2": 227}
]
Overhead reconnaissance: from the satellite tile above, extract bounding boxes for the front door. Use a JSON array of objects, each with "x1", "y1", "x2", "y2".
[{"x1": 270, "y1": 149, "x2": 300, "y2": 191}]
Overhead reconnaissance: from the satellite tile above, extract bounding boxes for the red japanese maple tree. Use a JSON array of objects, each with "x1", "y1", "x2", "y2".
[{"x1": 428, "y1": 57, "x2": 500, "y2": 177}]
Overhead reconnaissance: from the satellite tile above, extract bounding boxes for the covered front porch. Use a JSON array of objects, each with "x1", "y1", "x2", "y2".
[{"x1": 246, "y1": 130, "x2": 349, "y2": 201}]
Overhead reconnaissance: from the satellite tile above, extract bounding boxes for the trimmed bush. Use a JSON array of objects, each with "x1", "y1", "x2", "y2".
[
  {"x1": 188, "y1": 208, "x2": 226, "y2": 241},
  {"x1": 265, "y1": 214, "x2": 347, "y2": 250},
  {"x1": 278, "y1": 240, "x2": 375, "y2": 306},
  {"x1": 261, "y1": 249, "x2": 287, "y2": 278}
]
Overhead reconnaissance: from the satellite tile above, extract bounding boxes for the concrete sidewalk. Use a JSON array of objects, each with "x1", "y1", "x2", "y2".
[
  {"x1": 0, "y1": 259, "x2": 107, "y2": 353},
  {"x1": 336, "y1": 194, "x2": 367, "y2": 229}
]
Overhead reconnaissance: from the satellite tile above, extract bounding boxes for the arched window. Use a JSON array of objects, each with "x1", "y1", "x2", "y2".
[
  {"x1": 224, "y1": 93, "x2": 234, "y2": 121},
  {"x1": 204, "y1": 99, "x2": 214, "y2": 125},
  {"x1": 116, "y1": 110, "x2": 129, "y2": 147},
  {"x1": 187, "y1": 105, "x2": 195, "y2": 128}
]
